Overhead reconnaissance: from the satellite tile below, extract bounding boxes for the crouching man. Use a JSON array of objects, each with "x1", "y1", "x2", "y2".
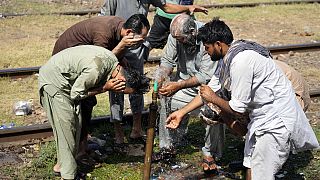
[
  {"x1": 166, "y1": 19, "x2": 319, "y2": 180},
  {"x1": 39, "y1": 45, "x2": 148, "y2": 180}
]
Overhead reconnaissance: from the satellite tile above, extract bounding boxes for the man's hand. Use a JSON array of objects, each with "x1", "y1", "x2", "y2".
[
  {"x1": 119, "y1": 33, "x2": 144, "y2": 48},
  {"x1": 159, "y1": 82, "x2": 181, "y2": 96},
  {"x1": 103, "y1": 78, "x2": 126, "y2": 92},
  {"x1": 188, "y1": 5, "x2": 208, "y2": 15},
  {"x1": 199, "y1": 84, "x2": 217, "y2": 103},
  {"x1": 165, "y1": 110, "x2": 184, "y2": 129}
]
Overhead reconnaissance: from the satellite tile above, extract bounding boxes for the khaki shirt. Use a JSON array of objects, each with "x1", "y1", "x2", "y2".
[
  {"x1": 274, "y1": 60, "x2": 311, "y2": 111},
  {"x1": 39, "y1": 45, "x2": 118, "y2": 101}
]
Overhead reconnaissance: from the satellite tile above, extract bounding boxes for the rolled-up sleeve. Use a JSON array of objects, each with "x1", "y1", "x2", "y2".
[
  {"x1": 228, "y1": 53, "x2": 253, "y2": 113},
  {"x1": 160, "y1": 35, "x2": 177, "y2": 70}
]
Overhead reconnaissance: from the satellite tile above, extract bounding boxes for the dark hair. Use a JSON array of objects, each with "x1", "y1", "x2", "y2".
[
  {"x1": 123, "y1": 67, "x2": 150, "y2": 94},
  {"x1": 198, "y1": 17, "x2": 233, "y2": 45},
  {"x1": 123, "y1": 14, "x2": 150, "y2": 34}
]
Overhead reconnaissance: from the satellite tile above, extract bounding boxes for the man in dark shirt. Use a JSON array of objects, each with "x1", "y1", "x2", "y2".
[
  {"x1": 52, "y1": 14, "x2": 149, "y2": 58},
  {"x1": 51, "y1": 14, "x2": 150, "y2": 174}
]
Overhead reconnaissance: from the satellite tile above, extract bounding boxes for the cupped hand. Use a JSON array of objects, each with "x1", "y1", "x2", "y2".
[
  {"x1": 120, "y1": 33, "x2": 144, "y2": 47},
  {"x1": 158, "y1": 82, "x2": 181, "y2": 96},
  {"x1": 165, "y1": 110, "x2": 184, "y2": 129}
]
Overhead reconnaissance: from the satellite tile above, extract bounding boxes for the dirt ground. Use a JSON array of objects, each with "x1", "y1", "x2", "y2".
[{"x1": 0, "y1": 1, "x2": 320, "y2": 179}]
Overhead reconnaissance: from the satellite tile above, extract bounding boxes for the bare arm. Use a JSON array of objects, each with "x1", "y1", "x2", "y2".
[
  {"x1": 166, "y1": 94, "x2": 204, "y2": 129},
  {"x1": 159, "y1": 76, "x2": 200, "y2": 96},
  {"x1": 161, "y1": 3, "x2": 208, "y2": 15}
]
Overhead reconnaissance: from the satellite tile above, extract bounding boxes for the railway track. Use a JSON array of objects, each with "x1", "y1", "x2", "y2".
[
  {"x1": 1, "y1": 42, "x2": 320, "y2": 78},
  {"x1": 1, "y1": 0, "x2": 319, "y2": 17},
  {"x1": 0, "y1": 42, "x2": 319, "y2": 146},
  {"x1": 0, "y1": 89, "x2": 319, "y2": 147}
]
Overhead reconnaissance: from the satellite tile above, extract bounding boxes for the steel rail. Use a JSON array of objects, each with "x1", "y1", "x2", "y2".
[
  {"x1": 1, "y1": 0, "x2": 319, "y2": 17},
  {"x1": 0, "y1": 111, "x2": 150, "y2": 146},
  {"x1": 0, "y1": 42, "x2": 320, "y2": 78},
  {"x1": 0, "y1": 89, "x2": 319, "y2": 146}
]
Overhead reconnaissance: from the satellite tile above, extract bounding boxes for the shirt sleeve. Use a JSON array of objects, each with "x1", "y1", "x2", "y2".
[
  {"x1": 160, "y1": 34, "x2": 177, "y2": 70},
  {"x1": 70, "y1": 65, "x2": 101, "y2": 101},
  {"x1": 194, "y1": 52, "x2": 218, "y2": 85},
  {"x1": 100, "y1": 0, "x2": 117, "y2": 16},
  {"x1": 228, "y1": 52, "x2": 254, "y2": 113}
]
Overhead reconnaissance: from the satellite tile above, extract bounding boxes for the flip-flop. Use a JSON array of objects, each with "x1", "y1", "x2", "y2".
[
  {"x1": 202, "y1": 157, "x2": 218, "y2": 174},
  {"x1": 53, "y1": 170, "x2": 61, "y2": 177}
]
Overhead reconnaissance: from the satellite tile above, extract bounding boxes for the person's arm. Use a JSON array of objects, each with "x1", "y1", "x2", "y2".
[
  {"x1": 111, "y1": 34, "x2": 144, "y2": 58},
  {"x1": 160, "y1": 3, "x2": 208, "y2": 15},
  {"x1": 200, "y1": 84, "x2": 240, "y2": 115},
  {"x1": 159, "y1": 76, "x2": 200, "y2": 96},
  {"x1": 166, "y1": 94, "x2": 204, "y2": 129},
  {"x1": 219, "y1": 111, "x2": 248, "y2": 136},
  {"x1": 87, "y1": 78, "x2": 126, "y2": 97},
  {"x1": 71, "y1": 60, "x2": 125, "y2": 100},
  {"x1": 71, "y1": 66, "x2": 101, "y2": 100}
]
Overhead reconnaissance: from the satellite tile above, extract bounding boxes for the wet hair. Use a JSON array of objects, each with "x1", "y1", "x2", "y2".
[
  {"x1": 123, "y1": 67, "x2": 150, "y2": 94},
  {"x1": 123, "y1": 14, "x2": 150, "y2": 34},
  {"x1": 170, "y1": 14, "x2": 196, "y2": 37},
  {"x1": 197, "y1": 17, "x2": 233, "y2": 45}
]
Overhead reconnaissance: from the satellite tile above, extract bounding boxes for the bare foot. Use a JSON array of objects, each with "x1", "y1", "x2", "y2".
[
  {"x1": 114, "y1": 122, "x2": 125, "y2": 144},
  {"x1": 53, "y1": 163, "x2": 60, "y2": 172},
  {"x1": 129, "y1": 130, "x2": 145, "y2": 139}
]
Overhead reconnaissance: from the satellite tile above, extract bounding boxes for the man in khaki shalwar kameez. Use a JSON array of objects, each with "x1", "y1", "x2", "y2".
[
  {"x1": 274, "y1": 60, "x2": 311, "y2": 111},
  {"x1": 39, "y1": 45, "x2": 128, "y2": 180}
]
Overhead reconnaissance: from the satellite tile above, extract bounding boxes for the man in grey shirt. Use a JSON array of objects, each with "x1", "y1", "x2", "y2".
[
  {"x1": 156, "y1": 14, "x2": 224, "y2": 173},
  {"x1": 100, "y1": 0, "x2": 208, "y2": 144}
]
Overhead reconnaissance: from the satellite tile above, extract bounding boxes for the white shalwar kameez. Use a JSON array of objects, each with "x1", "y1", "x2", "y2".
[{"x1": 228, "y1": 50, "x2": 319, "y2": 180}]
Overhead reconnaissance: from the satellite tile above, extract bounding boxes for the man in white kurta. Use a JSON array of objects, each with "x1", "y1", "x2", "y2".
[{"x1": 166, "y1": 19, "x2": 319, "y2": 179}]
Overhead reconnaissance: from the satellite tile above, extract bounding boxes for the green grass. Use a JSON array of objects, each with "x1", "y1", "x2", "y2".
[
  {"x1": 8, "y1": 120, "x2": 318, "y2": 179},
  {"x1": 0, "y1": 1, "x2": 319, "y2": 179},
  {"x1": 0, "y1": 15, "x2": 88, "y2": 68}
]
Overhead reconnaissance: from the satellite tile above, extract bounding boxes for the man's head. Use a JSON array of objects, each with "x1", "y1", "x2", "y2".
[
  {"x1": 122, "y1": 14, "x2": 150, "y2": 40},
  {"x1": 170, "y1": 14, "x2": 197, "y2": 54},
  {"x1": 111, "y1": 64, "x2": 150, "y2": 94},
  {"x1": 198, "y1": 18, "x2": 233, "y2": 61}
]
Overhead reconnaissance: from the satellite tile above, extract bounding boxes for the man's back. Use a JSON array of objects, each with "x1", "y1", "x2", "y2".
[
  {"x1": 52, "y1": 16, "x2": 124, "y2": 55},
  {"x1": 41, "y1": 45, "x2": 118, "y2": 99},
  {"x1": 274, "y1": 60, "x2": 310, "y2": 111}
]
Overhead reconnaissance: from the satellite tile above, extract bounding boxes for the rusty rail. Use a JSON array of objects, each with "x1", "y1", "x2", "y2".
[
  {"x1": 1, "y1": 42, "x2": 320, "y2": 78},
  {"x1": 1, "y1": 0, "x2": 319, "y2": 17},
  {"x1": 0, "y1": 111, "x2": 149, "y2": 146}
]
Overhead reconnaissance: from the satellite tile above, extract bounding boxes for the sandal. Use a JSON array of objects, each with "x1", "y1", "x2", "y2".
[
  {"x1": 77, "y1": 154, "x2": 97, "y2": 168},
  {"x1": 201, "y1": 156, "x2": 218, "y2": 174},
  {"x1": 53, "y1": 170, "x2": 61, "y2": 177}
]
